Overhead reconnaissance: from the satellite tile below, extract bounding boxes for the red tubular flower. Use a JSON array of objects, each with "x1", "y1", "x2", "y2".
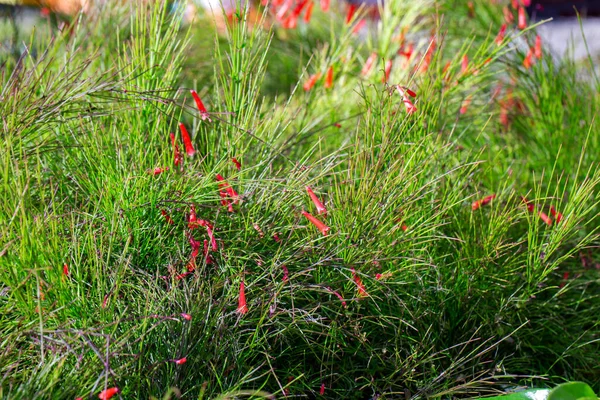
[
  {"x1": 442, "y1": 61, "x2": 451, "y2": 78},
  {"x1": 472, "y1": 194, "x2": 496, "y2": 211},
  {"x1": 283, "y1": 15, "x2": 298, "y2": 29},
  {"x1": 284, "y1": 376, "x2": 294, "y2": 396},
  {"x1": 181, "y1": 313, "x2": 192, "y2": 320},
  {"x1": 301, "y1": 210, "x2": 330, "y2": 236},
  {"x1": 353, "y1": 19, "x2": 366, "y2": 35},
  {"x1": 219, "y1": 191, "x2": 233, "y2": 211},
  {"x1": 303, "y1": 1, "x2": 314, "y2": 22},
  {"x1": 461, "y1": 55, "x2": 469, "y2": 74},
  {"x1": 63, "y1": 263, "x2": 69, "y2": 276},
  {"x1": 232, "y1": 158, "x2": 241, "y2": 171},
  {"x1": 169, "y1": 132, "x2": 183, "y2": 167},
  {"x1": 361, "y1": 52, "x2": 377, "y2": 76},
  {"x1": 521, "y1": 196, "x2": 535, "y2": 213},
  {"x1": 460, "y1": 96, "x2": 472, "y2": 115},
  {"x1": 326, "y1": 286, "x2": 347, "y2": 307},
  {"x1": 495, "y1": 24, "x2": 507, "y2": 45},
  {"x1": 273, "y1": 233, "x2": 282, "y2": 243},
  {"x1": 276, "y1": 0, "x2": 292, "y2": 21},
  {"x1": 306, "y1": 186, "x2": 327, "y2": 216},
  {"x1": 161, "y1": 209, "x2": 174, "y2": 225},
  {"x1": 399, "y1": 42, "x2": 413, "y2": 59},
  {"x1": 559, "y1": 271, "x2": 570, "y2": 288},
  {"x1": 149, "y1": 167, "x2": 169, "y2": 176},
  {"x1": 320, "y1": 383, "x2": 325, "y2": 395},
  {"x1": 382, "y1": 59, "x2": 393, "y2": 83},
  {"x1": 324, "y1": 66, "x2": 334, "y2": 89},
  {"x1": 253, "y1": 223, "x2": 265, "y2": 238},
  {"x1": 291, "y1": 0, "x2": 308, "y2": 17},
  {"x1": 351, "y1": 268, "x2": 368, "y2": 298},
  {"x1": 419, "y1": 37, "x2": 436, "y2": 73},
  {"x1": 238, "y1": 281, "x2": 249, "y2": 314},
  {"x1": 98, "y1": 387, "x2": 119, "y2": 400},
  {"x1": 207, "y1": 225, "x2": 217, "y2": 251},
  {"x1": 534, "y1": 35, "x2": 542, "y2": 58},
  {"x1": 173, "y1": 357, "x2": 187, "y2": 365},
  {"x1": 303, "y1": 73, "x2": 321, "y2": 92},
  {"x1": 227, "y1": 184, "x2": 239, "y2": 201},
  {"x1": 396, "y1": 86, "x2": 417, "y2": 114},
  {"x1": 189, "y1": 234, "x2": 201, "y2": 258},
  {"x1": 176, "y1": 271, "x2": 193, "y2": 280},
  {"x1": 523, "y1": 47, "x2": 534, "y2": 69},
  {"x1": 539, "y1": 211, "x2": 553, "y2": 226},
  {"x1": 503, "y1": 7, "x2": 514, "y2": 24},
  {"x1": 518, "y1": 6, "x2": 527, "y2": 30},
  {"x1": 102, "y1": 293, "x2": 109, "y2": 308},
  {"x1": 481, "y1": 194, "x2": 496, "y2": 206},
  {"x1": 402, "y1": 97, "x2": 417, "y2": 114},
  {"x1": 522, "y1": 0, "x2": 531, "y2": 6},
  {"x1": 201, "y1": 239, "x2": 215, "y2": 265},
  {"x1": 511, "y1": 0, "x2": 518, "y2": 8},
  {"x1": 202, "y1": 240, "x2": 212, "y2": 265},
  {"x1": 193, "y1": 219, "x2": 217, "y2": 251},
  {"x1": 395, "y1": 85, "x2": 417, "y2": 98},
  {"x1": 320, "y1": 0, "x2": 329, "y2": 12},
  {"x1": 178, "y1": 123, "x2": 196, "y2": 157},
  {"x1": 550, "y1": 205, "x2": 563, "y2": 223},
  {"x1": 282, "y1": 264, "x2": 289, "y2": 282},
  {"x1": 467, "y1": 1, "x2": 474, "y2": 18},
  {"x1": 216, "y1": 174, "x2": 239, "y2": 204},
  {"x1": 188, "y1": 204, "x2": 198, "y2": 229},
  {"x1": 345, "y1": 4, "x2": 357, "y2": 24},
  {"x1": 190, "y1": 89, "x2": 211, "y2": 121},
  {"x1": 186, "y1": 258, "x2": 197, "y2": 272}
]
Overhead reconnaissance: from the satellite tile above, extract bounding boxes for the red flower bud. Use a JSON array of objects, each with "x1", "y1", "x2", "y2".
[{"x1": 179, "y1": 123, "x2": 196, "y2": 157}]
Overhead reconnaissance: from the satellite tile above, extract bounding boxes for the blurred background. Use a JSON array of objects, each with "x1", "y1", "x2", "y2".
[{"x1": 1, "y1": 0, "x2": 599, "y2": 59}]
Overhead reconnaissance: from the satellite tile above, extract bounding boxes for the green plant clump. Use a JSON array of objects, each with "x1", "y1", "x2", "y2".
[{"x1": 0, "y1": 0, "x2": 599, "y2": 398}]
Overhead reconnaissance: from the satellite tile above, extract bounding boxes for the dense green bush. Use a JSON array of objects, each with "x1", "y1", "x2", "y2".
[{"x1": 0, "y1": 0, "x2": 598, "y2": 398}]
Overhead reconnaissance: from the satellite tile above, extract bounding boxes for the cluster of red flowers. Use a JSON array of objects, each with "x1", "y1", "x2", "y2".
[
  {"x1": 521, "y1": 196, "x2": 563, "y2": 226},
  {"x1": 394, "y1": 85, "x2": 417, "y2": 114},
  {"x1": 303, "y1": 66, "x2": 334, "y2": 91},
  {"x1": 497, "y1": 0, "x2": 542, "y2": 69},
  {"x1": 265, "y1": 0, "x2": 316, "y2": 28},
  {"x1": 159, "y1": 90, "x2": 227, "y2": 282},
  {"x1": 472, "y1": 193, "x2": 564, "y2": 227},
  {"x1": 163, "y1": 89, "x2": 208, "y2": 174},
  {"x1": 264, "y1": 0, "x2": 377, "y2": 32},
  {"x1": 523, "y1": 34, "x2": 542, "y2": 69},
  {"x1": 69, "y1": 2, "x2": 566, "y2": 398},
  {"x1": 302, "y1": 186, "x2": 329, "y2": 235},
  {"x1": 490, "y1": 3, "x2": 543, "y2": 127},
  {"x1": 298, "y1": 10, "x2": 423, "y2": 96}
]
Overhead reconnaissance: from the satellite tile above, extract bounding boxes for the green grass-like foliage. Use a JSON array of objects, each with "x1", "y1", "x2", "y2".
[{"x1": 0, "y1": 0, "x2": 599, "y2": 398}]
